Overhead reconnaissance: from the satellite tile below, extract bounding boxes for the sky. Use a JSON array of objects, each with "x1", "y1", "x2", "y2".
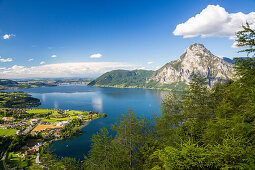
[{"x1": 0, "y1": 0, "x2": 255, "y2": 79}]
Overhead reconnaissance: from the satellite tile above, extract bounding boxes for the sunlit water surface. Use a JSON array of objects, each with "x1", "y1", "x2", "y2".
[{"x1": 10, "y1": 85, "x2": 169, "y2": 159}]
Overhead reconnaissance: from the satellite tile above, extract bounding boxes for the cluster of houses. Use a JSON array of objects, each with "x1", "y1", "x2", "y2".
[
  {"x1": 0, "y1": 117, "x2": 41, "y2": 136},
  {"x1": 0, "y1": 117, "x2": 27, "y2": 130},
  {"x1": 19, "y1": 142, "x2": 43, "y2": 159}
]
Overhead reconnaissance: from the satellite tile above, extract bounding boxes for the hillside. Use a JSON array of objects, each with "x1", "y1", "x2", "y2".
[
  {"x1": 0, "y1": 79, "x2": 18, "y2": 86},
  {"x1": 88, "y1": 70, "x2": 154, "y2": 88},
  {"x1": 88, "y1": 43, "x2": 235, "y2": 90}
]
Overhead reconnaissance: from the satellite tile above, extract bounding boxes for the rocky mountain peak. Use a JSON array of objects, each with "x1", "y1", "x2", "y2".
[
  {"x1": 151, "y1": 43, "x2": 234, "y2": 87},
  {"x1": 184, "y1": 43, "x2": 213, "y2": 59}
]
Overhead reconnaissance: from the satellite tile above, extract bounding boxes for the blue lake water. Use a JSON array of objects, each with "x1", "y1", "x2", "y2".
[{"x1": 10, "y1": 85, "x2": 169, "y2": 160}]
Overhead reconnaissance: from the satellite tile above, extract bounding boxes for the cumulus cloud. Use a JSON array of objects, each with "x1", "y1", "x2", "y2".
[
  {"x1": 0, "y1": 62, "x2": 134, "y2": 78},
  {"x1": 0, "y1": 56, "x2": 13, "y2": 62},
  {"x1": 90, "y1": 53, "x2": 102, "y2": 58},
  {"x1": 147, "y1": 61, "x2": 153, "y2": 65},
  {"x1": 51, "y1": 55, "x2": 57, "y2": 58},
  {"x1": 40, "y1": 61, "x2": 46, "y2": 65},
  {"x1": 173, "y1": 5, "x2": 255, "y2": 39},
  {"x1": 28, "y1": 58, "x2": 34, "y2": 62},
  {"x1": 3, "y1": 34, "x2": 15, "y2": 39}
]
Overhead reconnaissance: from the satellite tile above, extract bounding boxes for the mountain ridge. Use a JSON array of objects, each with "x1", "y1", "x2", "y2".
[{"x1": 88, "y1": 43, "x2": 235, "y2": 90}]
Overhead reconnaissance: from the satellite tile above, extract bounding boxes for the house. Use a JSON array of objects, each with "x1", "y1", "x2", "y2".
[
  {"x1": 54, "y1": 131, "x2": 61, "y2": 138},
  {"x1": 56, "y1": 120, "x2": 69, "y2": 126},
  {"x1": 25, "y1": 149, "x2": 37, "y2": 155},
  {"x1": 31, "y1": 131, "x2": 40, "y2": 135},
  {"x1": 16, "y1": 130, "x2": 20, "y2": 135},
  {"x1": 30, "y1": 118, "x2": 41, "y2": 125},
  {"x1": 2, "y1": 117, "x2": 14, "y2": 122}
]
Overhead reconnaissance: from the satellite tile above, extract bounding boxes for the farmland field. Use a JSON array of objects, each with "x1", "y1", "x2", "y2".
[{"x1": 0, "y1": 129, "x2": 17, "y2": 136}]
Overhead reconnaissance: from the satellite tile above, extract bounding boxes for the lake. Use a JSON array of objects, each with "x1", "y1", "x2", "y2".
[{"x1": 10, "y1": 85, "x2": 169, "y2": 160}]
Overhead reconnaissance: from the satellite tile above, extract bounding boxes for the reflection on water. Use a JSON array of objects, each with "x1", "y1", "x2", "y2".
[
  {"x1": 54, "y1": 100, "x2": 59, "y2": 109},
  {"x1": 7, "y1": 85, "x2": 170, "y2": 159},
  {"x1": 92, "y1": 96, "x2": 103, "y2": 113}
]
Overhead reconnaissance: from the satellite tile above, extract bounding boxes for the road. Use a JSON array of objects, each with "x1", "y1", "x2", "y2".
[
  {"x1": 35, "y1": 153, "x2": 40, "y2": 164},
  {"x1": 2, "y1": 151, "x2": 8, "y2": 170}
]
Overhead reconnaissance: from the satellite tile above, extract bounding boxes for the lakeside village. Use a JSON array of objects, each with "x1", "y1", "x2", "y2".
[{"x1": 0, "y1": 108, "x2": 106, "y2": 169}]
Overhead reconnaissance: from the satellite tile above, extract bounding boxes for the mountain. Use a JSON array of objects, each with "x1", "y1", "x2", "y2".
[
  {"x1": 223, "y1": 57, "x2": 234, "y2": 63},
  {"x1": 0, "y1": 79, "x2": 19, "y2": 89},
  {"x1": 0, "y1": 79, "x2": 18, "y2": 86},
  {"x1": 88, "y1": 70, "x2": 154, "y2": 88},
  {"x1": 151, "y1": 43, "x2": 234, "y2": 87},
  {"x1": 88, "y1": 43, "x2": 234, "y2": 90}
]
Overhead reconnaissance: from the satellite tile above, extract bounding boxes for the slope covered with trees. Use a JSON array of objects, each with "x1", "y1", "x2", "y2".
[{"x1": 88, "y1": 70, "x2": 155, "y2": 88}]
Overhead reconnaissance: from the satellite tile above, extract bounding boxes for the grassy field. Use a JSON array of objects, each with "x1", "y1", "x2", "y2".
[
  {"x1": 42, "y1": 117, "x2": 71, "y2": 122},
  {"x1": 51, "y1": 110, "x2": 60, "y2": 116},
  {"x1": 66, "y1": 110, "x2": 87, "y2": 116},
  {"x1": 27, "y1": 109, "x2": 52, "y2": 114},
  {"x1": 0, "y1": 129, "x2": 17, "y2": 136}
]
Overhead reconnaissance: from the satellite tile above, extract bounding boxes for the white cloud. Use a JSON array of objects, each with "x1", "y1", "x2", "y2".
[
  {"x1": 40, "y1": 61, "x2": 46, "y2": 65},
  {"x1": 90, "y1": 53, "x2": 102, "y2": 58},
  {"x1": 0, "y1": 56, "x2": 13, "y2": 62},
  {"x1": 51, "y1": 55, "x2": 57, "y2": 58},
  {"x1": 3, "y1": 34, "x2": 15, "y2": 39},
  {"x1": 231, "y1": 41, "x2": 239, "y2": 48},
  {"x1": 28, "y1": 58, "x2": 34, "y2": 62},
  {"x1": 138, "y1": 67, "x2": 146, "y2": 70},
  {"x1": 173, "y1": 5, "x2": 255, "y2": 39},
  {"x1": 0, "y1": 62, "x2": 134, "y2": 78},
  {"x1": 147, "y1": 61, "x2": 153, "y2": 65}
]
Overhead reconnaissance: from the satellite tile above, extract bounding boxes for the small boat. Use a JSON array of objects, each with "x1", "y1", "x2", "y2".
[{"x1": 66, "y1": 145, "x2": 69, "y2": 147}]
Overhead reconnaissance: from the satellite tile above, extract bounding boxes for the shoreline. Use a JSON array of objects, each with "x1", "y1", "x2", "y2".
[{"x1": 90, "y1": 84, "x2": 185, "y2": 92}]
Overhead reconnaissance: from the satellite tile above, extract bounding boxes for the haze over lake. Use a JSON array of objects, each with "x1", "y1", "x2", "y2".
[{"x1": 10, "y1": 84, "x2": 168, "y2": 159}]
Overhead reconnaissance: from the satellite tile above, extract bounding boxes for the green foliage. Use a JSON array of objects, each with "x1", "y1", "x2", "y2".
[
  {"x1": 155, "y1": 140, "x2": 212, "y2": 169},
  {"x1": 0, "y1": 79, "x2": 18, "y2": 86},
  {"x1": 60, "y1": 118, "x2": 82, "y2": 138},
  {"x1": 88, "y1": 69, "x2": 188, "y2": 90},
  {"x1": 88, "y1": 69, "x2": 154, "y2": 88},
  {"x1": 39, "y1": 145, "x2": 80, "y2": 169},
  {"x1": 0, "y1": 136, "x2": 11, "y2": 158},
  {"x1": 84, "y1": 128, "x2": 114, "y2": 169},
  {"x1": 235, "y1": 22, "x2": 255, "y2": 56},
  {"x1": 8, "y1": 135, "x2": 27, "y2": 151},
  {"x1": 0, "y1": 91, "x2": 41, "y2": 108},
  {"x1": 0, "y1": 79, "x2": 57, "y2": 90}
]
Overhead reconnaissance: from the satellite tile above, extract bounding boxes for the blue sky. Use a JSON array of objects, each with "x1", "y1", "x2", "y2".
[{"x1": 0, "y1": 0, "x2": 255, "y2": 78}]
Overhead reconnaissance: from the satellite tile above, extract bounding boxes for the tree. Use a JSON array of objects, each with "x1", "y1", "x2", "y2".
[
  {"x1": 235, "y1": 22, "x2": 255, "y2": 56},
  {"x1": 111, "y1": 108, "x2": 152, "y2": 169},
  {"x1": 83, "y1": 128, "x2": 114, "y2": 170}
]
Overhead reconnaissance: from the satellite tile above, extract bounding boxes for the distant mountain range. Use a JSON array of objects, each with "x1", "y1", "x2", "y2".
[{"x1": 88, "y1": 43, "x2": 235, "y2": 90}]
